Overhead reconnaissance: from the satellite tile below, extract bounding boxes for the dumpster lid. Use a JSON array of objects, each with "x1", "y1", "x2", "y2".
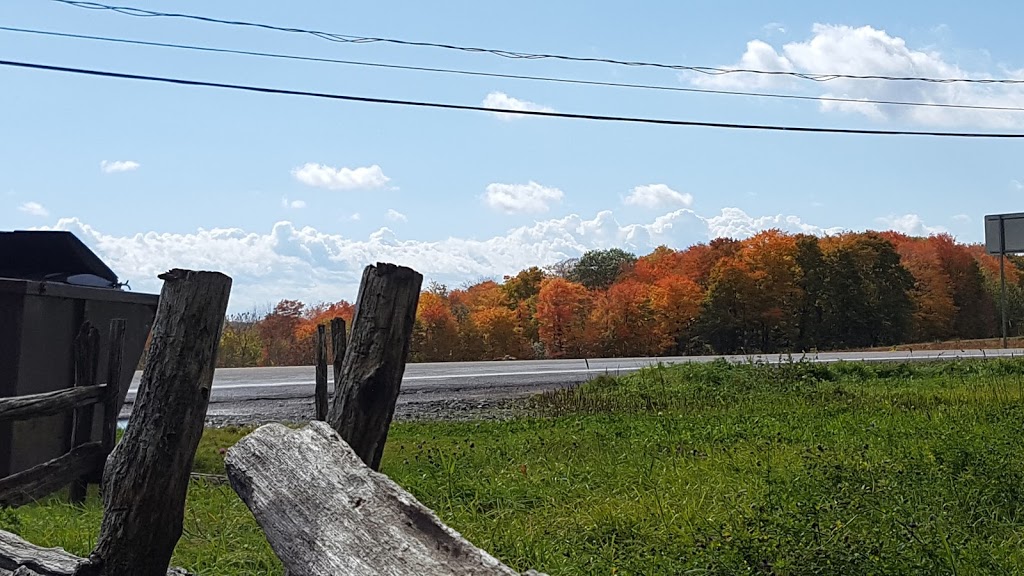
[{"x1": 0, "y1": 231, "x2": 119, "y2": 287}]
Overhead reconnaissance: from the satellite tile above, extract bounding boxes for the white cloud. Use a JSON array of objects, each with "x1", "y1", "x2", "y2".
[
  {"x1": 41, "y1": 207, "x2": 849, "y2": 312},
  {"x1": 691, "y1": 39, "x2": 796, "y2": 89},
  {"x1": 349, "y1": 213, "x2": 362, "y2": 221},
  {"x1": 691, "y1": 24, "x2": 1024, "y2": 128},
  {"x1": 386, "y1": 209, "x2": 408, "y2": 222},
  {"x1": 481, "y1": 92, "x2": 555, "y2": 121},
  {"x1": 100, "y1": 160, "x2": 140, "y2": 174},
  {"x1": 281, "y1": 197, "x2": 306, "y2": 209},
  {"x1": 763, "y1": 22, "x2": 787, "y2": 35},
  {"x1": 292, "y1": 163, "x2": 390, "y2": 191},
  {"x1": 18, "y1": 201, "x2": 49, "y2": 217},
  {"x1": 483, "y1": 181, "x2": 564, "y2": 214},
  {"x1": 703, "y1": 207, "x2": 844, "y2": 239},
  {"x1": 624, "y1": 184, "x2": 694, "y2": 209},
  {"x1": 876, "y1": 213, "x2": 947, "y2": 236}
]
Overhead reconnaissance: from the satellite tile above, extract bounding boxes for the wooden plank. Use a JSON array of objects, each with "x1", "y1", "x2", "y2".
[
  {"x1": 0, "y1": 530, "x2": 191, "y2": 575},
  {"x1": 101, "y1": 319, "x2": 126, "y2": 456},
  {"x1": 83, "y1": 269, "x2": 231, "y2": 576},
  {"x1": 327, "y1": 263, "x2": 422, "y2": 471},
  {"x1": 0, "y1": 387, "x2": 104, "y2": 423},
  {"x1": 68, "y1": 324, "x2": 100, "y2": 504},
  {"x1": 0, "y1": 442, "x2": 104, "y2": 508},
  {"x1": 330, "y1": 317, "x2": 346, "y2": 393},
  {"x1": 314, "y1": 325, "x2": 328, "y2": 421},
  {"x1": 225, "y1": 422, "x2": 546, "y2": 576}
]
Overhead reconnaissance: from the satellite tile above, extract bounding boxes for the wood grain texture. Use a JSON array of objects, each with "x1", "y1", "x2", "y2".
[
  {"x1": 0, "y1": 388, "x2": 104, "y2": 423},
  {"x1": 226, "y1": 422, "x2": 547, "y2": 576},
  {"x1": 0, "y1": 529, "x2": 191, "y2": 576},
  {"x1": 84, "y1": 269, "x2": 231, "y2": 576},
  {"x1": 327, "y1": 263, "x2": 422, "y2": 470},
  {"x1": 69, "y1": 324, "x2": 100, "y2": 504},
  {"x1": 0, "y1": 442, "x2": 104, "y2": 508},
  {"x1": 100, "y1": 319, "x2": 126, "y2": 456},
  {"x1": 330, "y1": 317, "x2": 346, "y2": 393},
  {"x1": 314, "y1": 325, "x2": 328, "y2": 421}
]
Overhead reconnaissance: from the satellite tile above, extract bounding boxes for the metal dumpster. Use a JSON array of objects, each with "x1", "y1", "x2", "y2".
[{"x1": 0, "y1": 231, "x2": 159, "y2": 477}]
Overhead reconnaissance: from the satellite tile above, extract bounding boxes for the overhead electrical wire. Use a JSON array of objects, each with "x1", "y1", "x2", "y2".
[
  {"x1": 52, "y1": 0, "x2": 1024, "y2": 85},
  {"x1": 5, "y1": 26, "x2": 1024, "y2": 115},
  {"x1": 2, "y1": 58, "x2": 1023, "y2": 138}
]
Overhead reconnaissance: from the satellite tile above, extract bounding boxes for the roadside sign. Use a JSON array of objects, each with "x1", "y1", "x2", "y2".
[{"x1": 985, "y1": 212, "x2": 1024, "y2": 255}]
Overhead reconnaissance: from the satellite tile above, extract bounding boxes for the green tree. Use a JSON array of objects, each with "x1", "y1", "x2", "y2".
[
  {"x1": 793, "y1": 234, "x2": 826, "y2": 351},
  {"x1": 820, "y1": 234, "x2": 914, "y2": 348},
  {"x1": 567, "y1": 248, "x2": 638, "y2": 290},
  {"x1": 693, "y1": 258, "x2": 761, "y2": 354}
]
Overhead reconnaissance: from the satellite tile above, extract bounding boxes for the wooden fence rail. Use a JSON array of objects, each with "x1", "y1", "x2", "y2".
[
  {"x1": 0, "y1": 263, "x2": 547, "y2": 575},
  {"x1": 0, "y1": 387, "x2": 106, "y2": 422},
  {"x1": 0, "y1": 319, "x2": 126, "y2": 507}
]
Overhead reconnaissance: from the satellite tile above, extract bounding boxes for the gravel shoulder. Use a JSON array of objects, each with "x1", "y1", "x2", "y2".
[{"x1": 121, "y1": 391, "x2": 541, "y2": 428}]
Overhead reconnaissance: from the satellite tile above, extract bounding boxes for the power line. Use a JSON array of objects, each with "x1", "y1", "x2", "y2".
[
  {"x1": 53, "y1": 0, "x2": 1024, "y2": 85},
  {"x1": 3, "y1": 58, "x2": 1024, "y2": 138},
  {"x1": 7, "y1": 26, "x2": 1024, "y2": 115}
]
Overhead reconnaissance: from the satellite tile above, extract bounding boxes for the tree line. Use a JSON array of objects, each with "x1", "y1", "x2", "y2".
[{"x1": 215, "y1": 230, "x2": 1024, "y2": 367}]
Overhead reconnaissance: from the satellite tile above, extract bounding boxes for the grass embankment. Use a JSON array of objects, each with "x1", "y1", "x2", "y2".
[
  {"x1": 5, "y1": 360, "x2": 1024, "y2": 574},
  {"x1": 862, "y1": 335, "x2": 1024, "y2": 351}
]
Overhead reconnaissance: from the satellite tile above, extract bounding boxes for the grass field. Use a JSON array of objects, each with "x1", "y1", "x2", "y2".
[{"x1": 5, "y1": 359, "x2": 1024, "y2": 575}]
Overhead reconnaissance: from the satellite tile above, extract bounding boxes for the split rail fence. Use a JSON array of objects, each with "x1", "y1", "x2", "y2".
[{"x1": 0, "y1": 319, "x2": 125, "y2": 507}]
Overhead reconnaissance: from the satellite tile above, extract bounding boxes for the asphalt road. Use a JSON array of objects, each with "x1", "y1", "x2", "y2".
[{"x1": 127, "y1": 348, "x2": 1024, "y2": 405}]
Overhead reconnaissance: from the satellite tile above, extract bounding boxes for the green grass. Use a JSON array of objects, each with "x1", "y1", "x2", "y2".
[{"x1": 6, "y1": 359, "x2": 1024, "y2": 575}]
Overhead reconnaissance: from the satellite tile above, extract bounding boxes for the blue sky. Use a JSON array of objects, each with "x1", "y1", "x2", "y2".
[{"x1": 4, "y1": 0, "x2": 1024, "y2": 310}]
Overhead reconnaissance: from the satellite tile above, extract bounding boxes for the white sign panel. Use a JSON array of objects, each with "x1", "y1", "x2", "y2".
[{"x1": 985, "y1": 213, "x2": 1024, "y2": 255}]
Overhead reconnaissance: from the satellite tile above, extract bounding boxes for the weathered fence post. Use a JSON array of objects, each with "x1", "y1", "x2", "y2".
[
  {"x1": 69, "y1": 323, "x2": 100, "y2": 504},
  {"x1": 327, "y1": 263, "x2": 421, "y2": 471},
  {"x1": 330, "y1": 317, "x2": 346, "y2": 391},
  {"x1": 100, "y1": 319, "x2": 126, "y2": 457},
  {"x1": 314, "y1": 325, "x2": 328, "y2": 421},
  {"x1": 79, "y1": 269, "x2": 231, "y2": 576}
]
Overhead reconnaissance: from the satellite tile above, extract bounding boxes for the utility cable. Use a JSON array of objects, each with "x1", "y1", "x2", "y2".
[
  {"x1": 3, "y1": 58, "x2": 1024, "y2": 138},
  {"x1": 5, "y1": 26, "x2": 1024, "y2": 114},
  {"x1": 52, "y1": 0, "x2": 1024, "y2": 85}
]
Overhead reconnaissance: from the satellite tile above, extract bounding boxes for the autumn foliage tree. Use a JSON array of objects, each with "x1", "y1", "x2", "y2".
[
  {"x1": 213, "y1": 229, "x2": 1024, "y2": 367},
  {"x1": 536, "y1": 277, "x2": 592, "y2": 358},
  {"x1": 411, "y1": 290, "x2": 459, "y2": 362}
]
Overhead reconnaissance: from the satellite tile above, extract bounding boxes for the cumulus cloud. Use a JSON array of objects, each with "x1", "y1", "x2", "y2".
[
  {"x1": 292, "y1": 163, "x2": 390, "y2": 191},
  {"x1": 100, "y1": 160, "x2": 140, "y2": 174},
  {"x1": 691, "y1": 24, "x2": 1024, "y2": 128},
  {"x1": 281, "y1": 197, "x2": 306, "y2": 209},
  {"x1": 483, "y1": 181, "x2": 564, "y2": 214},
  {"x1": 876, "y1": 213, "x2": 947, "y2": 236},
  {"x1": 18, "y1": 201, "x2": 49, "y2": 217},
  {"x1": 691, "y1": 39, "x2": 796, "y2": 89},
  {"x1": 624, "y1": 184, "x2": 694, "y2": 209},
  {"x1": 386, "y1": 209, "x2": 408, "y2": 222},
  {"x1": 704, "y1": 207, "x2": 845, "y2": 239},
  {"x1": 481, "y1": 92, "x2": 555, "y2": 120},
  {"x1": 40, "y1": 207, "x2": 853, "y2": 311}
]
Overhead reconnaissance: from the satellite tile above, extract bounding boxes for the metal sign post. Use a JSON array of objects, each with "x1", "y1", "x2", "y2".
[{"x1": 985, "y1": 213, "x2": 1024, "y2": 347}]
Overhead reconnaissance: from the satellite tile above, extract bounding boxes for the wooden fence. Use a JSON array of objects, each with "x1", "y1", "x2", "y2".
[
  {"x1": 0, "y1": 319, "x2": 125, "y2": 507},
  {"x1": 313, "y1": 317, "x2": 346, "y2": 421},
  {"x1": 0, "y1": 264, "x2": 548, "y2": 576}
]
